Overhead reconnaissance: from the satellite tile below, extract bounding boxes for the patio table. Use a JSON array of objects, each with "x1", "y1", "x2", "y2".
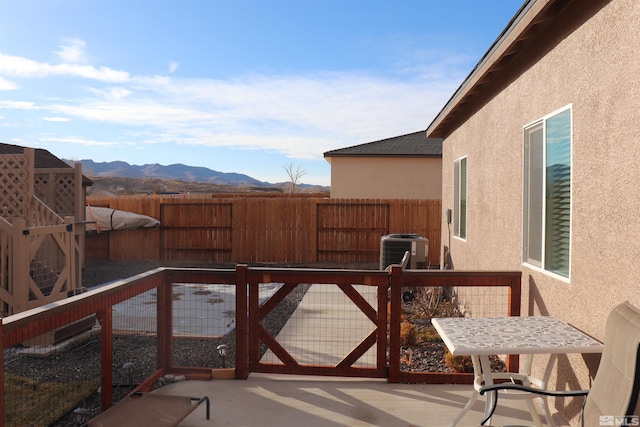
[{"x1": 431, "y1": 316, "x2": 603, "y2": 427}]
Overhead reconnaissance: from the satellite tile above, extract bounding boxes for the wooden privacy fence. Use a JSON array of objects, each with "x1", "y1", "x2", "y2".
[{"x1": 86, "y1": 196, "x2": 442, "y2": 266}]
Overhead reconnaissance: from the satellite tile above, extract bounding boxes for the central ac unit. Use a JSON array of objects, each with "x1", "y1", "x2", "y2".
[{"x1": 379, "y1": 233, "x2": 428, "y2": 270}]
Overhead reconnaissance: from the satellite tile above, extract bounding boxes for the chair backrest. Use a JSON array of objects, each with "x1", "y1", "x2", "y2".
[
  {"x1": 583, "y1": 301, "x2": 640, "y2": 424},
  {"x1": 384, "y1": 251, "x2": 410, "y2": 272},
  {"x1": 399, "y1": 251, "x2": 410, "y2": 269}
]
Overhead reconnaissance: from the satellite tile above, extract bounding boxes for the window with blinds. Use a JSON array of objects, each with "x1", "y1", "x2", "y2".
[
  {"x1": 454, "y1": 156, "x2": 467, "y2": 239},
  {"x1": 523, "y1": 106, "x2": 572, "y2": 278}
]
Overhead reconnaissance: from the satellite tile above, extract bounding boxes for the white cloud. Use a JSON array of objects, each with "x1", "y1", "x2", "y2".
[
  {"x1": 38, "y1": 69, "x2": 459, "y2": 159},
  {"x1": 43, "y1": 117, "x2": 70, "y2": 122},
  {"x1": 38, "y1": 135, "x2": 120, "y2": 147},
  {"x1": 0, "y1": 76, "x2": 19, "y2": 90},
  {"x1": 0, "y1": 100, "x2": 41, "y2": 110},
  {"x1": 0, "y1": 47, "x2": 464, "y2": 161},
  {"x1": 110, "y1": 87, "x2": 132, "y2": 98},
  {"x1": 0, "y1": 53, "x2": 129, "y2": 82},
  {"x1": 88, "y1": 86, "x2": 133, "y2": 99},
  {"x1": 168, "y1": 61, "x2": 179, "y2": 73},
  {"x1": 54, "y1": 38, "x2": 88, "y2": 63}
]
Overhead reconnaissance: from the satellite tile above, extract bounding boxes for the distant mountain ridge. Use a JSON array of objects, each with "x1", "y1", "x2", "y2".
[{"x1": 76, "y1": 159, "x2": 269, "y2": 186}]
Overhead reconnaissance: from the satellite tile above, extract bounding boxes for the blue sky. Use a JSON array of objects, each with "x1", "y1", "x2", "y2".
[{"x1": 0, "y1": 0, "x2": 523, "y2": 186}]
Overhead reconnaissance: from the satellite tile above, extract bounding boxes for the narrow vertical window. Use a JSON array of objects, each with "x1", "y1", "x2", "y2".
[
  {"x1": 454, "y1": 157, "x2": 467, "y2": 239},
  {"x1": 523, "y1": 124, "x2": 544, "y2": 267},
  {"x1": 523, "y1": 106, "x2": 572, "y2": 278}
]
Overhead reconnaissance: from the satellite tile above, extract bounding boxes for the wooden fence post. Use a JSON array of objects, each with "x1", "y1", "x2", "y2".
[
  {"x1": 64, "y1": 216, "x2": 76, "y2": 294},
  {"x1": 508, "y1": 275, "x2": 522, "y2": 317},
  {"x1": 157, "y1": 272, "x2": 172, "y2": 371},
  {"x1": 377, "y1": 274, "x2": 389, "y2": 374},
  {"x1": 507, "y1": 275, "x2": 522, "y2": 372},
  {"x1": 311, "y1": 198, "x2": 318, "y2": 262},
  {"x1": 387, "y1": 265, "x2": 403, "y2": 383},
  {"x1": 0, "y1": 317, "x2": 4, "y2": 427},
  {"x1": 97, "y1": 307, "x2": 113, "y2": 410},
  {"x1": 12, "y1": 218, "x2": 29, "y2": 314},
  {"x1": 235, "y1": 264, "x2": 248, "y2": 379}
]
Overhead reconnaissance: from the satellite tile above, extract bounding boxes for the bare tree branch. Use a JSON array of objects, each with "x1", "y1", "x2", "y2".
[{"x1": 283, "y1": 163, "x2": 307, "y2": 193}]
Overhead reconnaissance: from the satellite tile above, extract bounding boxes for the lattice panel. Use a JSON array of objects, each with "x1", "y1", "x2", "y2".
[
  {"x1": 33, "y1": 174, "x2": 50, "y2": 205},
  {"x1": 53, "y1": 173, "x2": 76, "y2": 215},
  {"x1": 0, "y1": 153, "x2": 32, "y2": 219},
  {"x1": 34, "y1": 171, "x2": 76, "y2": 217}
]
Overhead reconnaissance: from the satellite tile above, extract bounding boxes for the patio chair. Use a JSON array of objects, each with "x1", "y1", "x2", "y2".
[
  {"x1": 478, "y1": 301, "x2": 640, "y2": 426},
  {"x1": 87, "y1": 391, "x2": 210, "y2": 427},
  {"x1": 384, "y1": 250, "x2": 411, "y2": 271},
  {"x1": 385, "y1": 251, "x2": 415, "y2": 302}
]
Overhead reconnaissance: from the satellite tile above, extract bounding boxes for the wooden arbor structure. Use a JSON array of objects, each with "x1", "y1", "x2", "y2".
[{"x1": 0, "y1": 147, "x2": 85, "y2": 316}]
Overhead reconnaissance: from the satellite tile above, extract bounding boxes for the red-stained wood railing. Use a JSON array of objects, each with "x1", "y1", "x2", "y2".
[
  {"x1": 387, "y1": 266, "x2": 522, "y2": 384},
  {"x1": 0, "y1": 265, "x2": 521, "y2": 426}
]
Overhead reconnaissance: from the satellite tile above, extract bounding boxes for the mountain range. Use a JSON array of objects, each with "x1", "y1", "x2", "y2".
[
  {"x1": 72, "y1": 159, "x2": 328, "y2": 195},
  {"x1": 77, "y1": 159, "x2": 270, "y2": 186}
]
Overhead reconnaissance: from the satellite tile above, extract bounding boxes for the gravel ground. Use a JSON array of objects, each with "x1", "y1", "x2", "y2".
[{"x1": 5, "y1": 260, "x2": 498, "y2": 426}]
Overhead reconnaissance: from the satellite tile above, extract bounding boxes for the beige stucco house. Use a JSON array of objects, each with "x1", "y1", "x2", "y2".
[
  {"x1": 426, "y1": 0, "x2": 640, "y2": 423},
  {"x1": 324, "y1": 131, "x2": 442, "y2": 199}
]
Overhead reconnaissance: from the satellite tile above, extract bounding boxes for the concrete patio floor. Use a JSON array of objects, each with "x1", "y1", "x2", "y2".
[{"x1": 152, "y1": 373, "x2": 555, "y2": 427}]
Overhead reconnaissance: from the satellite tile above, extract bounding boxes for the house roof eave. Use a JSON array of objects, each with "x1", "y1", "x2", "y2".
[
  {"x1": 324, "y1": 130, "x2": 442, "y2": 158},
  {"x1": 323, "y1": 153, "x2": 442, "y2": 159},
  {"x1": 426, "y1": 0, "x2": 564, "y2": 139}
]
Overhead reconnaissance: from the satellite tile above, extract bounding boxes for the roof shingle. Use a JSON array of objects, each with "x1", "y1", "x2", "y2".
[{"x1": 323, "y1": 131, "x2": 442, "y2": 158}]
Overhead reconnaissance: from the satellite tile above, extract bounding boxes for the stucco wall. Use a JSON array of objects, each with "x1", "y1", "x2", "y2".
[
  {"x1": 329, "y1": 156, "x2": 442, "y2": 199},
  {"x1": 440, "y1": 0, "x2": 640, "y2": 422}
]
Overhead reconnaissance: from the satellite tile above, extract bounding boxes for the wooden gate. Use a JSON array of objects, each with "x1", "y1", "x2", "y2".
[
  {"x1": 316, "y1": 202, "x2": 390, "y2": 263},
  {"x1": 247, "y1": 268, "x2": 389, "y2": 378}
]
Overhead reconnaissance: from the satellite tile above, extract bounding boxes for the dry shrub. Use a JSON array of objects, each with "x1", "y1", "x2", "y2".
[
  {"x1": 400, "y1": 320, "x2": 417, "y2": 347},
  {"x1": 444, "y1": 349, "x2": 474, "y2": 373},
  {"x1": 400, "y1": 348, "x2": 414, "y2": 366},
  {"x1": 417, "y1": 325, "x2": 442, "y2": 343}
]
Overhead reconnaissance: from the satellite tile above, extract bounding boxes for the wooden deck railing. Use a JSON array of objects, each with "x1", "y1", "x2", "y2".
[{"x1": 0, "y1": 266, "x2": 521, "y2": 426}]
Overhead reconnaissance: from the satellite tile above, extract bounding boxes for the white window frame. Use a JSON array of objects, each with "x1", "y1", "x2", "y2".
[
  {"x1": 453, "y1": 156, "x2": 467, "y2": 240},
  {"x1": 522, "y1": 105, "x2": 572, "y2": 280}
]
